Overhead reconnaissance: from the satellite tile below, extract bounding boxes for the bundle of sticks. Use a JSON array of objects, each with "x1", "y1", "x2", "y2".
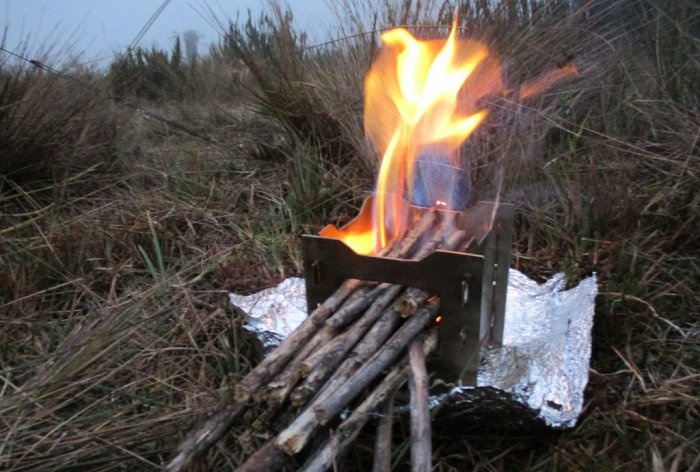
[{"x1": 167, "y1": 208, "x2": 476, "y2": 472}]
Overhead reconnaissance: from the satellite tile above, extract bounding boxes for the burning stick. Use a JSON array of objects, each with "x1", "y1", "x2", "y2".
[{"x1": 387, "y1": 208, "x2": 439, "y2": 259}]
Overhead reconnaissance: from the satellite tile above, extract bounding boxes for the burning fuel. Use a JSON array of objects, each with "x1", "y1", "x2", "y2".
[
  {"x1": 365, "y1": 18, "x2": 493, "y2": 253},
  {"x1": 325, "y1": 17, "x2": 577, "y2": 255}
]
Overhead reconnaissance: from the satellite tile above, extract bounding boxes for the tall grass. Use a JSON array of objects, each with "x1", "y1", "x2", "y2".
[
  {"x1": 0, "y1": 57, "x2": 124, "y2": 186},
  {"x1": 1, "y1": 0, "x2": 698, "y2": 470}
]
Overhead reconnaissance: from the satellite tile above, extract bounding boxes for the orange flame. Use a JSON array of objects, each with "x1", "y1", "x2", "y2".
[
  {"x1": 334, "y1": 19, "x2": 500, "y2": 254},
  {"x1": 324, "y1": 19, "x2": 575, "y2": 255},
  {"x1": 367, "y1": 20, "x2": 493, "y2": 250}
]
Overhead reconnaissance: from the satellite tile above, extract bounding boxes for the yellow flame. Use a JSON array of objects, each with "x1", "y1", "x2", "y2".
[
  {"x1": 325, "y1": 18, "x2": 575, "y2": 255},
  {"x1": 366, "y1": 19, "x2": 490, "y2": 250}
]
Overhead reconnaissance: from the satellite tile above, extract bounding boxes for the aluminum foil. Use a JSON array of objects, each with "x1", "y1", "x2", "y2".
[
  {"x1": 228, "y1": 278, "x2": 308, "y2": 349},
  {"x1": 460, "y1": 269, "x2": 597, "y2": 428},
  {"x1": 229, "y1": 269, "x2": 597, "y2": 429}
]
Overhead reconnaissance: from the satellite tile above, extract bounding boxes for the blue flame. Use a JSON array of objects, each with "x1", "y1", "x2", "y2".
[{"x1": 412, "y1": 152, "x2": 470, "y2": 210}]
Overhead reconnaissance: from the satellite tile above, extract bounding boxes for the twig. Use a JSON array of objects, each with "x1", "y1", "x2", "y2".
[
  {"x1": 300, "y1": 284, "x2": 402, "y2": 379},
  {"x1": 408, "y1": 338, "x2": 431, "y2": 472},
  {"x1": 372, "y1": 394, "x2": 395, "y2": 472},
  {"x1": 235, "y1": 438, "x2": 292, "y2": 472},
  {"x1": 300, "y1": 331, "x2": 438, "y2": 472},
  {"x1": 234, "y1": 279, "x2": 361, "y2": 403},
  {"x1": 290, "y1": 288, "x2": 404, "y2": 407},
  {"x1": 314, "y1": 302, "x2": 438, "y2": 424},
  {"x1": 299, "y1": 364, "x2": 408, "y2": 472},
  {"x1": 262, "y1": 325, "x2": 334, "y2": 406},
  {"x1": 388, "y1": 208, "x2": 439, "y2": 259},
  {"x1": 277, "y1": 300, "x2": 439, "y2": 455},
  {"x1": 165, "y1": 402, "x2": 247, "y2": 472},
  {"x1": 325, "y1": 283, "x2": 390, "y2": 329},
  {"x1": 165, "y1": 279, "x2": 360, "y2": 472}
]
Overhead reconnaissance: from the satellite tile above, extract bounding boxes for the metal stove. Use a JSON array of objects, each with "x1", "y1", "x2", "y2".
[{"x1": 301, "y1": 199, "x2": 514, "y2": 386}]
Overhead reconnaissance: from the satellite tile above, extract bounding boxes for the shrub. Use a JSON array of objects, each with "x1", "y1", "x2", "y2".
[{"x1": 109, "y1": 37, "x2": 189, "y2": 101}]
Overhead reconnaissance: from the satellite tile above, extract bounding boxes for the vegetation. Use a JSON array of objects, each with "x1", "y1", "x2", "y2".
[{"x1": 1, "y1": 0, "x2": 698, "y2": 470}]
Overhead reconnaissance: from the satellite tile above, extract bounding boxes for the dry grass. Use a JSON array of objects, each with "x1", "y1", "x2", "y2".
[{"x1": 1, "y1": 0, "x2": 699, "y2": 470}]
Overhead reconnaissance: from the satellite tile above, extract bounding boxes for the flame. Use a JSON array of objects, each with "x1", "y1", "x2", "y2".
[
  {"x1": 325, "y1": 18, "x2": 576, "y2": 255},
  {"x1": 320, "y1": 195, "x2": 377, "y2": 255},
  {"x1": 365, "y1": 18, "x2": 496, "y2": 252}
]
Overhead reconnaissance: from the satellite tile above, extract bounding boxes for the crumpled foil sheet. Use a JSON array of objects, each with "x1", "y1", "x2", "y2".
[
  {"x1": 455, "y1": 269, "x2": 597, "y2": 428},
  {"x1": 228, "y1": 278, "x2": 308, "y2": 352},
  {"x1": 229, "y1": 269, "x2": 597, "y2": 429}
]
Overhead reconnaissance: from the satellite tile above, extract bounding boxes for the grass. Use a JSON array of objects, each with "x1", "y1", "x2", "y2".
[{"x1": 1, "y1": 0, "x2": 699, "y2": 470}]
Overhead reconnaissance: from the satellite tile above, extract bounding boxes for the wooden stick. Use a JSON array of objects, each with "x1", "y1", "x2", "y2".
[
  {"x1": 300, "y1": 331, "x2": 438, "y2": 472},
  {"x1": 312, "y1": 300, "x2": 438, "y2": 425},
  {"x1": 372, "y1": 395, "x2": 395, "y2": 472},
  {"x1": 388, "y1": 208, "x2": 438, "y2": 259},
  {"x1": 325, "y1": 283, "x2": 390, "y2": 329},
  {"x1": 412, "y1": 223, "x2": 467, "y2": 260},
  {"x1": 321, "y1": 283, "x2": 377, "y2": 328},
  {"x1": 234, "y1": 278, "x2": 361, "y2": 403},
  {"x1": 290, "y1": 289, "x2": 404, "y2": 408},
  {"x1": 393, "y1": 229, "x2": 469, "y2": 318},
  {"x1": 235, "y1": 438, "x2": 292, "y2": 472},
  {"x1": 165, "y1": 279, "x2": 361, "y2": 472},
  {"x1": 444, "y1": 228, "x2": 470, "y2": 252},
  {"x1": 298, "y1": 364, "x2": 408, "y2": 472},
  {"x1": 165, "y1": 402, "x2": 247, "y2": 472},
  {"x1": 394, "y1": 287, "x2": 428, "y2": 318},
  {"x1": 300, "y1": 284, "x2": 402, "y2": 379},
  {"x1": 409, "y1": 338, "x2": 432, "y2": 472},
  {"x1": 277, "y1": 300, "x2": 439, "y2": 455},
  {"x1": 297, "y1": 436, "x2": 338, "y2": 472},
  {"x1": 262, "y1": 324, "x2": 335, "y2": 406}
]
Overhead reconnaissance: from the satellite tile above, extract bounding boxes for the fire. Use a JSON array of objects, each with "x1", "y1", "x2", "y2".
[
  {"x1": 324, "y1": 18, "x2": 575, "y2": 255},
  {"x1": 368, "y1": 20, "x2": 495, "y2": 251},
  {"x1": 329, "y1": 19, "x2": 497, "y2": 254}
]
